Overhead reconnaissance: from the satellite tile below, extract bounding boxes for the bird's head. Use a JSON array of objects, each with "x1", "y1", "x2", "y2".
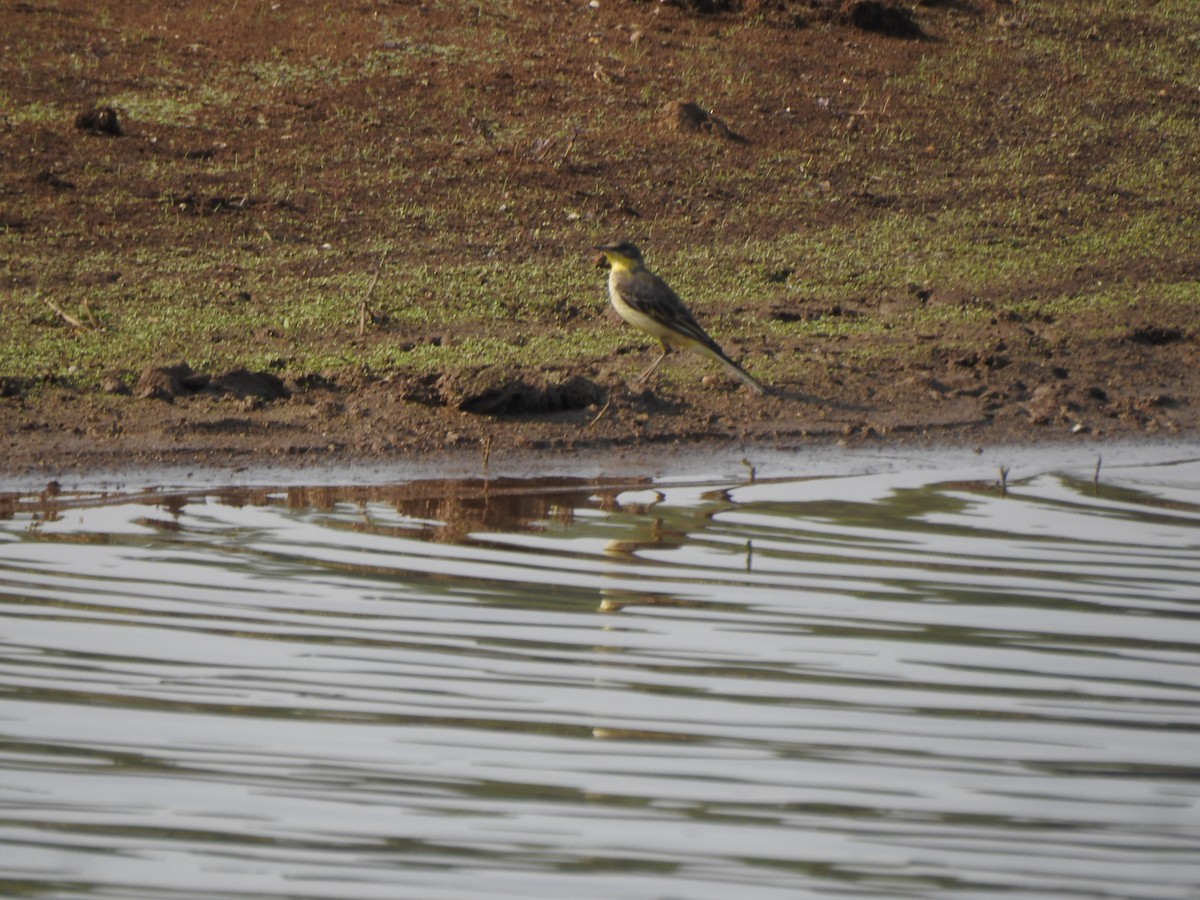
[{"x1": 594, "y1": 241, "x2": 645, "y2": 271}]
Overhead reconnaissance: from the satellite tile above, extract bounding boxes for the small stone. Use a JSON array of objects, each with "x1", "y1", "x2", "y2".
[{"x1": 100, "y1": 373, "x2": 129, "y2": 395}]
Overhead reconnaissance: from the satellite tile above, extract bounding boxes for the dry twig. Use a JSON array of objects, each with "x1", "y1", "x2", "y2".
[
  {"x1": 359, "y1": 247, "x2": 390, "y2": 336},
  {"x1": 587, "y1": 397, "x2": 612, "y2": 428},
  {"x1": 42, "y1": 296, "x2": 97, "y2": 331}
]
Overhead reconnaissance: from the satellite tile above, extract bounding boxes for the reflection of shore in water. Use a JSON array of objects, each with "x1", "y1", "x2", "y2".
[
  {"x1": 0, "y1": 475, "x2": 659, "y2": 543},
  {"x1": 4, "y1": 470, "x2": 760, "y2": 609},
  {"x1": 232, "y1": 477, "x2": 657, "y2": 543},
  {"x1": 2, "y1": 472, "x2": 767, "y2": 548}
]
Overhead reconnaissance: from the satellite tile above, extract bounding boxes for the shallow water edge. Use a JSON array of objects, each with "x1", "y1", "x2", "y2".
[{"x1": 4, "y1": 435, "x2": 1196, "y2": 496}]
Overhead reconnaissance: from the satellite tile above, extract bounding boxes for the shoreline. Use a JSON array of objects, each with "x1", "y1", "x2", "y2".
[{"x1": 4, "y1": 430, "x2": 1196, "y2": 495}]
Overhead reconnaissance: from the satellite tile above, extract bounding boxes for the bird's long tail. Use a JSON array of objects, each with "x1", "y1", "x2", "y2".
[{"x1": 703, "y1": 345, "x2": 767, "y2": 395}]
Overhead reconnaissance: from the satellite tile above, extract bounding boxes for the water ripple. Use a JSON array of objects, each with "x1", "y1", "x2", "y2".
[{"x1": 2, "y1": 449, "x2": 1199, "y2": 898}]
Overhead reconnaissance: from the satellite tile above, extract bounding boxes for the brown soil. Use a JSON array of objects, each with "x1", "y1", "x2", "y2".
[{"x1": 2, "y1": 0, "x2": 1198, "y2": 479}]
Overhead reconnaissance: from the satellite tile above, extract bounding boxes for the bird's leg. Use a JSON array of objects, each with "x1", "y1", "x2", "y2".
[
  {"x1": 635, "y1": 353, "x2": 666, "y2": 384},
  {"x1": 636, "y1": 341, "x2": 671, "y2": 385}
]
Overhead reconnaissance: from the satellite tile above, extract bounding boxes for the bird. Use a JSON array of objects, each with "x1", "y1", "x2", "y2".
[{"x1": 594, "y1": 241, "x2": 766, "y2": 394}]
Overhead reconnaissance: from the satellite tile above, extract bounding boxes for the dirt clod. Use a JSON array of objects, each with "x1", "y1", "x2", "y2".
[
  {"x1": 135, "y1": 365, "x2": 287, "y2": 404},
  {"x1": 659, "y1": 101, "x2": 747, "y2": 142},
  {"x1": 136, "y1": 364, "x2": 210, "y2": 402},
  {"x1": 208, "y1": 369, "x2": 290, "y2": 402},
  {"x1": 1127, "y1": 326, "x2": 1187, "y2": 346},
  {"x1": 74, "y1": 105, "x2": 123, "y2": 136},
  {"x1": 446, "y1": 370, "x2": 605, "y2": 416},
  {"x1": 838, "y1": 1, "x2": 923, "y2": 38}
]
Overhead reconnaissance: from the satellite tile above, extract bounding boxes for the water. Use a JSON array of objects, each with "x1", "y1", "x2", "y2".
[{"x1": 2, "y1": 443, "x2": 1199, "y2": 899}]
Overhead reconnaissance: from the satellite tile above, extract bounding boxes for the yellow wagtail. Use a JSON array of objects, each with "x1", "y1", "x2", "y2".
[{"x1": 595, "y1": 241, "x2": 766, "y2": 394}]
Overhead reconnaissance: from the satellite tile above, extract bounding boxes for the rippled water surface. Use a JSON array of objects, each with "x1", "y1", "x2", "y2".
[{"x1": 3, "y1": 445, "x2": 1200, "y2": 899}]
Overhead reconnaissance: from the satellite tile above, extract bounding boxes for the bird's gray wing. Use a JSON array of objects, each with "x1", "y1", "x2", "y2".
[{"x1": 619, "y1": 271, "x2": 723, "y2": 353}]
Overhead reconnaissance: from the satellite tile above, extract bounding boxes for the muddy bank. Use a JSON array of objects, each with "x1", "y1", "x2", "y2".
[{"x1": 3, "y1": 297, "x2": 1196, "y2": 482}]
